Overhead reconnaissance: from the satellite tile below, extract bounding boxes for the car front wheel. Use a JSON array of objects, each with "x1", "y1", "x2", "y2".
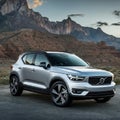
[{"x1": 50, "y1": 81, "x2": 72, "y2": 107}]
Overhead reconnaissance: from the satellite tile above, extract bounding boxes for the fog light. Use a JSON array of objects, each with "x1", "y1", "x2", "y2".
[
  {"x1": 113, "y1": 88, "x2": 116, "y2": 93},
  {"x1": 72, "y1": 88, "x2": 85, "y2": 94}
]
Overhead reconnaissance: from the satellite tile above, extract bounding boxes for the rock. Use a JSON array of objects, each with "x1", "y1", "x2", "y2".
[
  {"x1": 0, "y1": 0, "x2": 120, "y2": 50},
  {"x1": 0, "y1": 0, "x2": 28, "y2": 15}
]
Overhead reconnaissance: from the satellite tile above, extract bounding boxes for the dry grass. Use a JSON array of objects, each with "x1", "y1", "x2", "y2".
[
  {"x1": 96, "y1": 66, "x2": 120, "y2": 84},
  {"x1": 0, "y1": 60, "x2": 120, "y2": 85},
  {"x1": 0, "y1": 68, "x2": 9, "y2": 84},
  {"x1": 0, "y1": 59, "x2": 14, "y2": 85}
]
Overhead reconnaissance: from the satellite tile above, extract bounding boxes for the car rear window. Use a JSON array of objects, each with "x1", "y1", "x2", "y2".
[{"x1": 22, "y1": 54, "x2": 35, "y2": 65}]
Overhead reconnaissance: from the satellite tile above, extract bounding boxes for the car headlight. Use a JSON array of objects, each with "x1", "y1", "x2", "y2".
[
  {"x1": 67, "y1": 74, "x2": 85, "y2": 81},
  {"x1": 112, "y1": 74, "x2": 114, "y2": 81}
]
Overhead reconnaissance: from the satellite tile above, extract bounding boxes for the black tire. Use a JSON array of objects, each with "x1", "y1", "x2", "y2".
[
  {"x1": 94, "y1": 97, "x2": 111, "y2": 103},
  {"x1": 9, "y1": 75, "x2": 23, "y2": 96},
  {"x1": 50, "y1": 81, "x2": 72, "y2": 107}
]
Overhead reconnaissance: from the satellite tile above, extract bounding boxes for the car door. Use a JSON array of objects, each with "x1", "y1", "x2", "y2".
[
  {"x1": 32, "y1": 53, "x2": 51, "y2": 89},
  {"x1": 22, "y1": 53, "x2": 36, "y2": 83}
]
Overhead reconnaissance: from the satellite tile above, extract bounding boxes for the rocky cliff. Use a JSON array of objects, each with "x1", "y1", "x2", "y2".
[
  {"x1": 0, "y1": 0, "x2": 28, "y2": 15},
  {"x1": 0, "y1": 0, "x2": 120, "y2": 50},
  {"x1": 0, "y1": 29, "x2": 120, "y2": 67}
]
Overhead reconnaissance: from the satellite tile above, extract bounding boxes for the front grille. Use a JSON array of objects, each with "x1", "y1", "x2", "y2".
[
  {"x1": 89, "y1": 76, "x2": 112, "y2": 85},
  {"x1": 87, "y1": 90, "x2": 114, "y2": 97}
]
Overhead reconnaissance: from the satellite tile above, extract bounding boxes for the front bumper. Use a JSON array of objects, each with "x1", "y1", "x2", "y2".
[{"x1": 67, "y1": 81, "x2": 116, "y2": 98}]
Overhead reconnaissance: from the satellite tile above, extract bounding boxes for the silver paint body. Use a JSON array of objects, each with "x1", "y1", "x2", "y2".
[{"x1": 11, "y1": 52, "x2": 116, "y2": 97}]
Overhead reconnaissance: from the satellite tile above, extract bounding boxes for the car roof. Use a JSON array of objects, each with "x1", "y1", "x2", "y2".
[
  {"x1": 22, "y1": 51, "x2": 71, "y2": 56},
  {"x1": 46, "y1": 51, "x2": 70, "y2": 54}
]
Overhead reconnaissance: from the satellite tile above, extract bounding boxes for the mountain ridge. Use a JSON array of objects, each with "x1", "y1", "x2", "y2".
[
  {"x1": 0, "y1": 0, "x2": 120, "y2": 50},
  {"x1": 0, "y1": 29, "x2": 120, "y2": 67}
]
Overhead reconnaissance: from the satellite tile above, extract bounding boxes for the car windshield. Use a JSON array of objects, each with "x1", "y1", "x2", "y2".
[{"x1": 47, "y1": 53, "x2": 89, "y2": 66}]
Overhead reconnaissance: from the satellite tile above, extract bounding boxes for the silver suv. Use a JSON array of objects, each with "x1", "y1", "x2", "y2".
[{"x1": 9, "y1": 51, "x2": 116, "y2": 107}]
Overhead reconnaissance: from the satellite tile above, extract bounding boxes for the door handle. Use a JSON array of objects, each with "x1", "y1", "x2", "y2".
[
  {"x1": 31, "y1": 69, "x2": 35, "y2": 72},
  {"x1": 18, "y1": 67, "x2": 22, "y2": 69}
]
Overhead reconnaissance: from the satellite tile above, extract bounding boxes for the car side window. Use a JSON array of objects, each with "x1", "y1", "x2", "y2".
[
  {"x1": 34, "y1": 54, "x2": 49, "y2": 66},
  {"x1": 23, "y1": 54, "x2": 35, "y2": 65}
]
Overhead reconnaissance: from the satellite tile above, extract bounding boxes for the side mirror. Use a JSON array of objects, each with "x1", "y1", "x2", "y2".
[
  {"x1": 87, "y1": 62, "x2": 93, "y2": 68},
  {"x1": 87, "y1": 62, "x2": 90, "y2": 66},
  {"x1": 39, "y1": 62, "x2": 50, "y2": 69}
]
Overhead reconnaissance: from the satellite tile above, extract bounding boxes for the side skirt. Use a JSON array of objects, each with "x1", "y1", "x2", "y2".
[{"x1": 23, "y1": 85, "x2": 50, "y2": 95}]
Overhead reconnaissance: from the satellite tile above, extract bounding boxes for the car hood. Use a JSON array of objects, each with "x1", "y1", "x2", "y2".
[{"x1": 50, "y1": 66, "x2": 113, "y2": 77}]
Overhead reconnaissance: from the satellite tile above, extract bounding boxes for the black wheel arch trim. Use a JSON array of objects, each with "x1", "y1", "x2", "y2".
[
  {"x1": 9, "y1": 71, "x2": 20, "y2": 82},
  {"x1": 49, "y1": 77, "x2": 70, "y2": 93},
  {"x1": 50, "y1": 77, "x2": 66, "y2": 87}
]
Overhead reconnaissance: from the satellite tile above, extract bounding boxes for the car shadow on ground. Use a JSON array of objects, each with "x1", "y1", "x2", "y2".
[
  {"x1": 20, "y1": 91, "x2": 52, "y2": 104},
  {"x1": 18, "y1": 91, "x2": 112, "y2": 108}
]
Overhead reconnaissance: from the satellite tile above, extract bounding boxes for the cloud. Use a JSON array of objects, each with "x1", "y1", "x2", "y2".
[
  {"x1": 113, "y1": 10, "x2": 120, "y2": 17},
  {"x1": 68, "y1": 14, "x2": 84, "y2": 18},
  {"x1": 27, "y1": 0, "x2": 43, "y2": 8},
  {"x1": 111, "y1": 22, "x2": 120, "y2": 26},
  {"x1": 96, "y1": 21, "x2": 108, "y2": 27}
]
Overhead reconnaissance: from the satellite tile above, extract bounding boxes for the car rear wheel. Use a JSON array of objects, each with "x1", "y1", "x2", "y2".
[
  {"x1": 50, "y1": 81, "x2": 72, "y2": 107},
  {"x1": 94, "y1": 97, "x2": 111, "y2": 103},
  {"x1": 10, "y1": 76, "x2": 23, "y2": 96}
]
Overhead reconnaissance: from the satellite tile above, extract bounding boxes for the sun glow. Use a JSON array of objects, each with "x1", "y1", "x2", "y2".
[{"x1": 27, "y1": 0, "x2": 43, "y2": 8}]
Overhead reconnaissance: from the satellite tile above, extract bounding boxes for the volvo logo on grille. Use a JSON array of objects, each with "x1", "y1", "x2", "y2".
[{"x1": 97, "y1": 77, "x2": 106, "y2": 85}]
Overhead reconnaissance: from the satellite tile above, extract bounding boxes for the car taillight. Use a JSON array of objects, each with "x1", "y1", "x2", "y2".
[{"x1": 10, "y1": 65, "x2": 13, "y2": 69}]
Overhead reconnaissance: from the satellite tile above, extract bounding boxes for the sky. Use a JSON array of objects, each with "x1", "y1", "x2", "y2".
[{"x1": 27, "y1": 0, "x2": 120, "y2": 37}]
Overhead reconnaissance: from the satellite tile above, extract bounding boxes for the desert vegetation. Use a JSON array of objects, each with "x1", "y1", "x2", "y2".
[
  {"x1": 0, "y1": 59, "x2": 120, "y2": 85},
  {"x1": 0, "y1": 30, "x2": 120, "y2": 85},
  {"x1": 0, "y1": 59, "x2": 14, "y2": 84}
]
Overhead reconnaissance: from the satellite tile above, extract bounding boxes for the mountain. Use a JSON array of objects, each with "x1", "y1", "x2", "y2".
[
  {"x1": 0, "y1": 0, "x2": 28, "y2": 15},
  {"x1": 0, "y1": 29, "x2": 120, "y2": 67},
  {"x1": 0, "y1": 0, "x2": 120, "y2": 50}
]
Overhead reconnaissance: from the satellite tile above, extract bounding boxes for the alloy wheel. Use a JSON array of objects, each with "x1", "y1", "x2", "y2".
[
  {"x1": 51, "y1": 81, "x2": 71, "y2": 106},
  {"x1": 10, "y1": 76, "x2": 19, "y2": 95},
  {"x1": 10, "y1": 76, "x2": 23, "y2": 96}
]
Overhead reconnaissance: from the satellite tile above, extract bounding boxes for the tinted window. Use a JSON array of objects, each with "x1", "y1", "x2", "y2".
[
  {"x1": 47, "y1": 53, "x2": 88, "y2": 66},
  {"x1": 22, "y1": 55, "x2": 26, "y2": 63},
  {"x1": 23, "y1": 54, "x2": 35, "y2": 65},
  {"x1": 34, "y1": 54, "x2": 49, "y2": 66}
]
